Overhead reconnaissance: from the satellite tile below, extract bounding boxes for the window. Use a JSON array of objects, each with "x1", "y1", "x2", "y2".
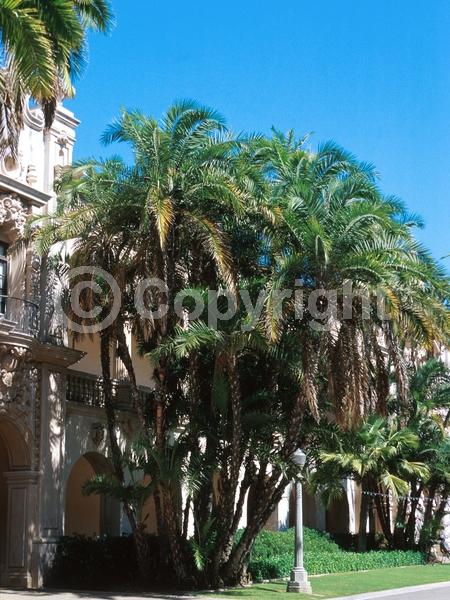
[{"x1": 0, "y1": 243, "x2": 8, "y2": 314}]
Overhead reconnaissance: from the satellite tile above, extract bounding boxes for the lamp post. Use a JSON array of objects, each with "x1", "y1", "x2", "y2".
[{"x1": 287, "y1": 449, "x2": 312, "y2": 594}]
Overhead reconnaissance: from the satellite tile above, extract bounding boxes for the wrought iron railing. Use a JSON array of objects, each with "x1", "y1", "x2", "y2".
[
  {"x1": 66, "y1": 372, "x2": 152, "y2": 410},
  {"x1": 0, "y1": 295, "x2": 39, "y2": 336}
]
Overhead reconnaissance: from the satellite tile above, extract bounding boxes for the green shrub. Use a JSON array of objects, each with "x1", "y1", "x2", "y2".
[
  {"x1": 46, "y1": 534, "x2": 171, "y2": 589},
  {"x1": 248, "y1": 528, "x2": 426, "y2": 581}
]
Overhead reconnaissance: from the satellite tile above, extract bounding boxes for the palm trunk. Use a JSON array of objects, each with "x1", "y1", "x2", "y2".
[
  {"x1": 211, "y1": 354, "x2": 243, "y2": 582},
  {"x1": 374, "y1": 486, "x2": 393, "y2": 546},
  {"x1": 115, "y1": 319, "x2": 149, "y2": 437},
  {"x1": 100, "y1": 329, "x2": 148, "y2": 578},
  {"x1": 161, "y1": 485, "x2": 187, "y2": 582},
  {"x1": 222, "y1": 473, "x2": 288, "y2": 585},
  {"x1": 405, "y1": 482, "x2": 423, "y2": 548},
  {"x1": 393, "y1": 498, "x2": 408, "y2": 549},
  {"x1": 358, "y1": 482, "x2": 370, "y2": 552},
  {"x1": 419, "y1": 483, "x2": 438, "y2": 549}
]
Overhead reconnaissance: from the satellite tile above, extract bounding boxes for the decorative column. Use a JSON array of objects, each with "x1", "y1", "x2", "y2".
[
  {"x1": 33, "y1": 366, "x2": 66, "y2": 587},
  {"x1": 2, "y1": 471, "x2": 39, "y2": 588}
]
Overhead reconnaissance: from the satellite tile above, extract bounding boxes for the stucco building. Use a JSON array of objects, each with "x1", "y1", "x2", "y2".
[{"x1": 0, "y1": 100, "x2": 157, "y2": 587}]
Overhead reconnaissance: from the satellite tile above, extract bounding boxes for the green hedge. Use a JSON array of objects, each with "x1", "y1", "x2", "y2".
[
  {"x1": 248, "y1": 528, "x2": 425, "y2": 581},
  {"x1": 48, "y1": 529, "x2": 426, "y2": 589},
  {"x1": 47, "y1": 534, "x2": 171, "y2": 589}
]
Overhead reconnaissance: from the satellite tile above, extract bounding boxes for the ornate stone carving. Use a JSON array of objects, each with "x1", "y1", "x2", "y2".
[
  {"x1": 0, "y1": 151, "x2": 25, "y2": 182},
  {"x1": 0, "y1": 345, "x2": 33, "y2": 412},
  {"x1": 56, "y1": 132, "x2": 69, "y2": 149},
  {"x1": 26, "y1": 164, "x2": 38, "y2": 186},
  {"x1": 30, "y1": 365, "x2": 41, "y2": 470},
  {"x1": 0, "y1": 193, "x2": 27, "y2": 238},
  {"x1": 23, "y1": 97, "x2": 45, "y2": 132},
  {"x1": 90, "y1": 422, "x2": 105, "y2": 447}
]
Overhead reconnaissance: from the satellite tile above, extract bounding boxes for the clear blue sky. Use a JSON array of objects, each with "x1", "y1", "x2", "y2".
[{"x1": 67, "y1": 0, "x2": 450, "y2": 264}]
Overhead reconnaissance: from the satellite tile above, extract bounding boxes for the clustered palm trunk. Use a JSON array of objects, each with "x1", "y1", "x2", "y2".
[{"x1": 32, "y1": 103, "x2": 450, "y2": 587}]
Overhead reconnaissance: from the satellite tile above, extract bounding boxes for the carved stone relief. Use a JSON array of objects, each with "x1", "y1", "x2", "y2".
[
  {"x1": 0, "y1": 345, "x2": 32, "y2": 411},
  {"x1": 90, "y1": 422, "x2": 105, "y2": 447},
  {"x1": 0, "y1": 193, "x2": 27, "y2": 239},
  {"x1": 0, "y1": 346, "x2": 41, "y2": 469}
]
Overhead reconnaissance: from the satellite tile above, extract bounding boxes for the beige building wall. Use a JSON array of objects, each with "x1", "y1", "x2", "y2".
[
  {"x1": 65, "y1": 456, "x2": 101, "y2": 536},
  {"x1": 69, "y1": 332, "x2": 154, "y2": 388},
  {"x1": 70, "y1": 334, "x2": 102, "y2": 377}
]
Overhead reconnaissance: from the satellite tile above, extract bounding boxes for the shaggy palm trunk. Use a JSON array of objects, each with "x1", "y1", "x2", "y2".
[
  {"x1": 419, "y1": 483, "x2": 438, "y2": 549},
  {"x1": 116, "y1": 320, "x2": 149, "y2": 437},
  {"x1": 211, "y1": 354, "x2": 243, "y2": 584},
  {"x1": 222, "y1": 473, "x2": 288, "y2": 585},
  {"x1": 162, "y1": 487, "x2": 187, "y2": 583},
  {"x1": 404, "y1": 482, "x2": 423, "y2": 548},
  {"x1": 100, "y1": 329, "x2": 149, "y2": 578},
  {"x1": 393, "y1": 498, "x2": 408, "y2": 549},
  {"x1": 374, "y1": 487, "x2": 393, "y2": 546}
]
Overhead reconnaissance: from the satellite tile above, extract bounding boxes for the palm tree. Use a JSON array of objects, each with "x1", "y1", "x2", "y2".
[
  {"x1": 319, "y1": 416, "x2": 428, "y2": 550},
  {"x1": 259, "y1": 132, "x2": 449, "y2": 429},
  {"x1": 31, "y1": 114, "x2": 449, "y2": 585},
  {"x1": 32, "y1": 100, "x2": 259, "y2": 583},
  {"x1": 396, "y1": 359, "x2": 450, "y2": 549},
  {"x1": 0, "y1": 0, "x2": 113, "y2": 156},
  {"x1": 151, "y1": 313, "x2": 272, "y2": 583}
]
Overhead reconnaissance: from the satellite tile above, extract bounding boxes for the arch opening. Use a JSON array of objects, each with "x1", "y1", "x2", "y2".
[
  {"x1": 0, "y1": 416, "x2": 33, "y2": 587},
  {"x1": 65, "y1": 452, "x2": 120, "y2": 537}
]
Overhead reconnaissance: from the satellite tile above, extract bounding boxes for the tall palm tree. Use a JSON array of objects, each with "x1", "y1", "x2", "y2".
[
  {"x1": 0, "y1": 0, "x2": 113, "y2": 156},
  {"x1": 33, "y1": 100, "x2": 259, "y2": 583},
  {"x1": 259, "y1": 132, "x2": 449, "y2": 429}
]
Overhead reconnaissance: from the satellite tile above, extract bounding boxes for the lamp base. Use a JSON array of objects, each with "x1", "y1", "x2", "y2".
[{"x1": 286, "y1": 567, "x2": 312, "y2": 594}]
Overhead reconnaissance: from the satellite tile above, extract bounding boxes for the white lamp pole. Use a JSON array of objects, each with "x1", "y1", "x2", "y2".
[{"x1": 287, "y1": 449, "x2": 312, "y2": 594}]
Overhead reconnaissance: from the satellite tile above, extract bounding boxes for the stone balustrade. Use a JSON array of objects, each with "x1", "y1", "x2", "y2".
[{"x1": 66, "y1": 371, "x2": 152, "y2": 410}]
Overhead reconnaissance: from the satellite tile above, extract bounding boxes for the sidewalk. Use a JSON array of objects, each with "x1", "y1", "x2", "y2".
[
  {"x1": 2, "y1": 581, "x2": 450, "y2": 600},
  {"x1": 330, "y1": 580, "x2": 450, "y2": 599},
  {"x1": 0, "y1": 592, "x2": 196, "y2": 600}
]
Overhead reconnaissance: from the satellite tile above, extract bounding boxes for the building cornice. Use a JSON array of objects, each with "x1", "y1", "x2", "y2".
[
  {"x1": 0, "y1": 174, "x2": 51, "y2": 207},
  {"x1": 53, "y1": 105, "x2": 80, "y2": 133},
  {"x1": 0, "y1": 324, "x2": 85, "y2": 368}
]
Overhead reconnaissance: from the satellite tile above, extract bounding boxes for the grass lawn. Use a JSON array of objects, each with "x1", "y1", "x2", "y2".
[{"x1": 200, "y1": 564, "x2": 450, "y2": 599}]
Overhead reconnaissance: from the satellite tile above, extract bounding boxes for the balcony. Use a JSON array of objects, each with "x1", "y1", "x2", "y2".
[
  {"x1": 0, "y1": 295, "x2": 39, "y2": 337},
  {"x1": 66, "y1": 372, "x2": 152, "y2": 411},
  {"x1": 0, "y1": 294, "x2": 65, "y2": 345}
]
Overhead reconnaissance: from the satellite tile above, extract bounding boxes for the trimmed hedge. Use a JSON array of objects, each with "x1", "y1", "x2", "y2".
[
  {"x1": 47, "y1": 529, "x2": 426, "y2": 589},
  {"x1": 47, "y1": 534, "x2": 170, "y2": 590},
  {"x1": 248, "y1": 528, "x2": 426, "y2": 581}
]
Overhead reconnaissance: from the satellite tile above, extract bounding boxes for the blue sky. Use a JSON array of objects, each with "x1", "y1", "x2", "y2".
[{"x1": 68, "y1": 0, "x2": 450, "y2": 264}]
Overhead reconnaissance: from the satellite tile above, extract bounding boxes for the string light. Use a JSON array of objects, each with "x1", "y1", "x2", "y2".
[{"x1": 362, "y1": 490, "x2": 436, "y2": 504}]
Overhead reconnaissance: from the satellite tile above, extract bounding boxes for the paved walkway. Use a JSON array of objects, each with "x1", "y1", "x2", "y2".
[
  {"x1": 331, "y1": 581, "x2": 450, "y2": 599},
  {"x1": 1, "y1": 581, "x2": 450, "y2": 600},
  {"x1": 0, "y1": 593, "x2": 196, "y2": 600}
]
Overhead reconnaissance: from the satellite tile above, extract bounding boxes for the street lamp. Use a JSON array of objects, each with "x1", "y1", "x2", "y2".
[{"x1": 287, "y1": 448, "x2": 312, "y2": 594}]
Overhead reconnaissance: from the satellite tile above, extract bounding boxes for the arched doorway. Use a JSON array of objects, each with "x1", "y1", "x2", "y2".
[
  {"x1": 65, "y1": 452, "x2": 120, "y2": 537},
  {"x1": 0, "y1": 416, "x2": 36, "y2": 587}
]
